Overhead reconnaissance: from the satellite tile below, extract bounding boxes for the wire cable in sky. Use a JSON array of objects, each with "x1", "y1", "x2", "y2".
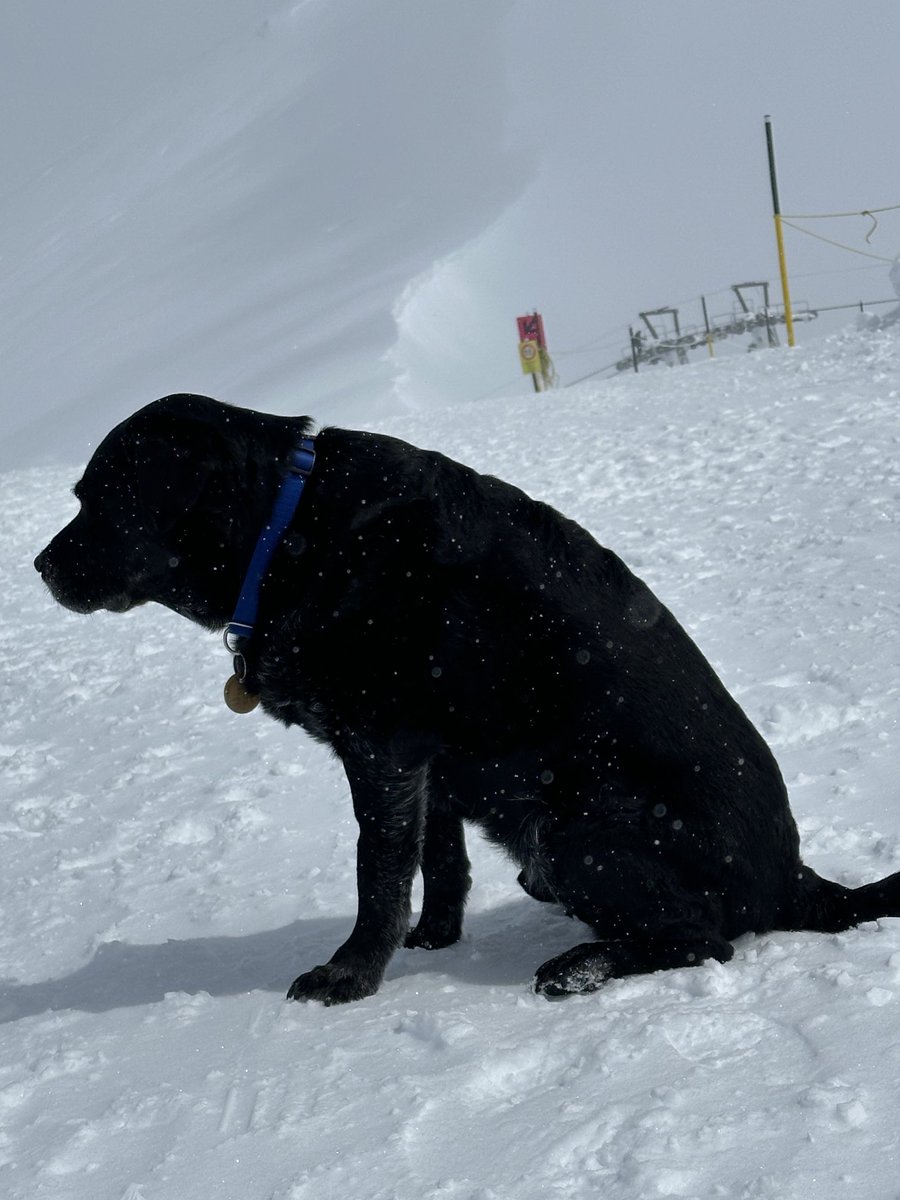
[
  {"x1": 781, "y1": 220, "x2": 895, "y2": 263},
  {"x1": 781, "y1": 204, "x2": 900, "y2": 219}
]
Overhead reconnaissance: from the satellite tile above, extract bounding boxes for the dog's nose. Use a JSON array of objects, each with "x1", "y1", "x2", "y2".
[{"x1": 34, "y1": 548, "x2": 48, "y2": 575}]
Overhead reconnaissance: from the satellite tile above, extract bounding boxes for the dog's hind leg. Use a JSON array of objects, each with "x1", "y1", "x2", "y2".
[
  {"x1": 517, "y1": 865, "x2": 558, "y2": 904},
  {"x1": 532, "y1": 826, "x2": 733, "y2": 997},
  {"x1": 406, "y1": 808, "x2": 471, "y2": 950},
  {"x1": 533, "y1": 933, "x2": 733, "y2": 997}
]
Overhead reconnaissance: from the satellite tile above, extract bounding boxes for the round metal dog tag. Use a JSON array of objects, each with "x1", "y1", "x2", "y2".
[{"x1": 224, "y1": 674, "x2": 260, "y2": 714}]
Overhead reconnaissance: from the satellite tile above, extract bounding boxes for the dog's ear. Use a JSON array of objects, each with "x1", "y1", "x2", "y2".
[{"x1": 130, "y1": 434, "x2": 218, "y2": 522}]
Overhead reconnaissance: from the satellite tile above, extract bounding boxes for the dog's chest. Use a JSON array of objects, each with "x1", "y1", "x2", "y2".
[{"x1": 261, "y1": 683, "x2": 335, "y2": 742}]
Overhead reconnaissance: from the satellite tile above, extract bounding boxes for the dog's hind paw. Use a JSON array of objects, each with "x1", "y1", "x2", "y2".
[
  {"x1": 533, "y1": 943, "x2": 612, "y2": 999},
  {"x1": 404, "y1": 914, "x2": 463, "y2": 950}
]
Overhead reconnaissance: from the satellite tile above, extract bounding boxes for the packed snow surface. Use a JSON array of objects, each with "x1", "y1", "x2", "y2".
[{"x1": 3, "y1": 329, "x2": 900, "y2": 1197}]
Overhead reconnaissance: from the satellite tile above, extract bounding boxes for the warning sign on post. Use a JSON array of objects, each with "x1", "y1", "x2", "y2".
[
  {"x1": 516, "y1": 312, "x2": 551, "y2": 390},
  {"x1": 518, "y1": 339, "x2": 541, "y2": 374},
  {"x1": 517, "y1": 313, "x2": 546, "y2": 348}
]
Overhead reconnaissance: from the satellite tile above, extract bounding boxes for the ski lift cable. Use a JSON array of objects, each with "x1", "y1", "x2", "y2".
[
  {"x1": 780, "y1": 203, "x2": 900, "y2": 246},
  {"x1": 791, "y1": 261, "x2": 883, "y2": 280},
  {"x1": 781, "y1": 203, "x2": 900, "y2": 219},
  {"x1": 781, "y1": 219, "x2": 895, "y2": 263}
]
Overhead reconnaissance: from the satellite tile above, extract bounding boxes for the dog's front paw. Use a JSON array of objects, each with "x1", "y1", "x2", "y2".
[{"x1": 286, "y1": 961, "x2": 381, "y2": 1006}]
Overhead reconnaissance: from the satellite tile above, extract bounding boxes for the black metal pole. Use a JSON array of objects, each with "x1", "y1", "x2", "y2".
[
  {"x1": 701, "y1": 296, "x2": 714, "y2": 357},
  {"x1": 764, "y1": 115, "x2": 781, "y2": 216}
]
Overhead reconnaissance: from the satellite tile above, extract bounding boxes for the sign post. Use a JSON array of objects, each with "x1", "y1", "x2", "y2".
[{"x1": 516, "y1": 312, "x2": 549, "y2": 391}]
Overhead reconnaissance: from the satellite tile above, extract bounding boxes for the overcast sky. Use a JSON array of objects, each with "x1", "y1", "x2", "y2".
[{"x1": 2, "y1": 2, "x2": 899, "y2": 465}]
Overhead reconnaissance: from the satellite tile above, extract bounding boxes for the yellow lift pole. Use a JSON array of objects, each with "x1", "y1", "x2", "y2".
[{"x1": 764, "y1": 115, "x2": 796, "y2": 347}]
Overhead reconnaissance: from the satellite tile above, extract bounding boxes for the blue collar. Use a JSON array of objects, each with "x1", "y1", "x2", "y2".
[{"x1": 224, "y1": 438, "x2": 316, "y2": 652}]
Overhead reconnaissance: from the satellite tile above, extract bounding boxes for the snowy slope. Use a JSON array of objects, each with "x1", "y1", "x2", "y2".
[
  {"x1": 3, "y1": 329, "x2": 900, "y2": 1198},
  {"x1": 0, "y1": 0, "x2": 526, "y2": 471}
]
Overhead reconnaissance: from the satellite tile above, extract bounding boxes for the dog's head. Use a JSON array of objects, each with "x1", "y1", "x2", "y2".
[{"x1": 35, "y1": 394, "x2": 309, "y2": 630}]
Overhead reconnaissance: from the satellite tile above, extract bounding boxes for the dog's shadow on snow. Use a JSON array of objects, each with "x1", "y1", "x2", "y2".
[{"x1": 0, "y1": 901, "x2": 581, "y2": 1023}]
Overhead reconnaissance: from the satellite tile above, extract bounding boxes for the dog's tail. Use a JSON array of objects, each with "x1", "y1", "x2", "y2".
[{"x1": 788, "y1": 864, "x2": 900, "y2": 933}]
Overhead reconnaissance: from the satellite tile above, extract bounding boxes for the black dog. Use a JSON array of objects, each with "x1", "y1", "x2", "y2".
[{"x1": 35, "y1": 394, "x2": 900, "y2": 1004}]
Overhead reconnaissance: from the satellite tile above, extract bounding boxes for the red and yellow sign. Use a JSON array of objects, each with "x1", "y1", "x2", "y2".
[
  {"x1": 518, "y1": 339, "x2": 541, "y2": 374},
  {"x1": 517, "y1": 312, "x2": 547, "y2": 377},
  {"x1": 517, "y1": 312, "x2": 546, "y2": 347}
]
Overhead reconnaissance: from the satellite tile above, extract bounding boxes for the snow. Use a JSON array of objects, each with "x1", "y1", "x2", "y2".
[
  {"x1": 3, "y1": 327, "x2": 900, "y2": 1198},
  {"x1": 4, "y1": 1, "x2": 900, "y2": 1191}
]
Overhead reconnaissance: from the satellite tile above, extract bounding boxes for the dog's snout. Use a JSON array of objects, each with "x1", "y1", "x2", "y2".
[{"x1": 34, "y1": 547, "x2": 49, "y2": 575}]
